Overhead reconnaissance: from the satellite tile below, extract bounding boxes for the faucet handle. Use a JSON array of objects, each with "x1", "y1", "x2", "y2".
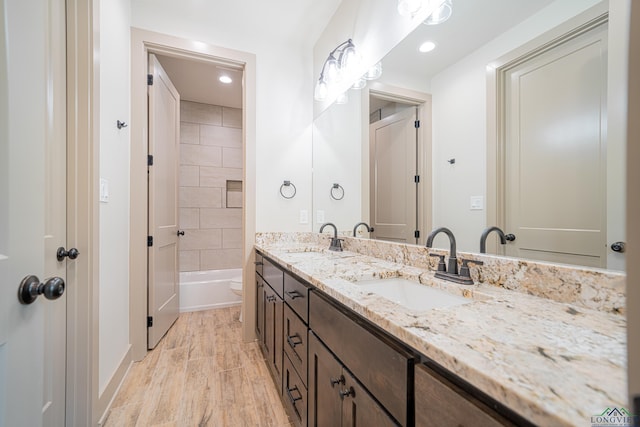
[
  {"x1": 460, "y1": 258, "x2": 484, "y2": 278},
  {"x1": 429, "y1": 253, "x2": 446, "y2": 272}
]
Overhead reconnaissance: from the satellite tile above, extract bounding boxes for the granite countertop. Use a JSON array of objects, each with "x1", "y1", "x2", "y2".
[{"x1": 254, "y1": 242, "x2": 627, "y2": 427}]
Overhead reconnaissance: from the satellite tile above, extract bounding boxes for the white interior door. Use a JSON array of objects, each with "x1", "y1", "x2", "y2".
[
  {"x1": 370, "y1": 107, "x2": 418, "y2": 243},
  {"x1": 1, "y1": 0, "x2": 67, "y2": 426},
  {"x1": 147, "y1": 54, "x2": 180, "y2": 349},
  {"x1": 504, "y1": 22, "x2": 608, "y2": 268}
]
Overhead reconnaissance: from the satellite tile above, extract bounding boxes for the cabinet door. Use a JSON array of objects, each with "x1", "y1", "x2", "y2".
[
  {"x1": 256, "y1": 276, "x2": 265, "y2": 350},
  {"x1": 343, "y1": 370, "x2": 399, "y2": 427},
  {"x1": 308, "y1": 332, "x2": 343, "y2": 427},
  {"x1": 415, "y1": 363, "x2": 511, "y2": 427},
  {"x1": 264, "y1": 284, "x2": 284, "y2": 391}
]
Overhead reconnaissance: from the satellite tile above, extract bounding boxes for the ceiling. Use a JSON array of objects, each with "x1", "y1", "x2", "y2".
[
  {"x1": 381, "y1": 0, "x2": 556, "y2": 90},
  {"x1": 150, "y1": 0, "x2": 344, "y2": 109}
]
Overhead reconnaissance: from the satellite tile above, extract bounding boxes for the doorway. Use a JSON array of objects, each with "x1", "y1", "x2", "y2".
[
  {"x1": 365, "y1": 85, "x2": 432, "y2": 245},
  {"x1": 130, "y1": 29, "x2": 257, "y2": 361}
]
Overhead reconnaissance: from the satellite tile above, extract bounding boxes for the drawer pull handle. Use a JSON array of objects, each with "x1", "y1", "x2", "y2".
[
  {"x1": 330, "y1": 375, "x2": 345, "y2": 387},
  {"x1": 339, "y1": 387, "x2": 355, "y2": 399},
  {"x1": 287, "y1": 333, "x2": 303, "y2": 348},
  {"x1": 285, "y1": 290, "x2": 304, "y2": 300},
  {"x1": 286, "y1": 385, "x2": 303, "y2": 403},
  {"x1": 254, "y1": 261, "x2": 264, "y2": 265},
  {"x1": 266, "y1": 295, "x2": 277, "y2": 302}
]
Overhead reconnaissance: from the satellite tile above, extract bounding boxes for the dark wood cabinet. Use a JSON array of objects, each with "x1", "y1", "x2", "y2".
[
  {"x1": 256, "y1": 275, "x2": 265, "y2": 352},
  {"x1": 308, "y1": 331, "x2": 398, "y2": 427},
  {"x1": 414, "y1": 363, "x2": 514, "y2": 427},
  {"x1": 263, "y1": 280, "x2": 283, "y2": 391}
]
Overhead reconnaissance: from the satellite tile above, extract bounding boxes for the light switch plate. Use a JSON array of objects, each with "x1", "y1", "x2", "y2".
[
  {"x1": 299, "y1": 210, "x2": 309, "y2": 224},
  {"x1": 316, "y1": 210, "x2": 325, "y2": 223},
  {"x1": 470, "y1": 196, "x2": 483, "y2": 210},
  {"x1": 100, "y1": 178, "x2": 109, "y2": 203}
]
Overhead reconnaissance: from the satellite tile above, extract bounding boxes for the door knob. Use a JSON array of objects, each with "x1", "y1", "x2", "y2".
[
  {"x1": 177, "y1": 230, "x2": 185, "y2": 236},
  {"x1": 57, "y1": 246, "x2": 80, "y2": 261},
  {"x1": 611, "y1": 241, "x2": 626, "y2": 253},
  {"x1": 505, "y1": 234, "x2": 516, "y2": 241},
  {"x1": 18, "y1": 275, "x2": 65, "y2": 304}
]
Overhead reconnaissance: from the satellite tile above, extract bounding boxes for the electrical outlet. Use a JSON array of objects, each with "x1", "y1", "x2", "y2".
[
  {"x1": 299, "y1": 210, "x2": 309, "y2": 224},
  {"x1": 317, "y1": 210, "x2": 325, "y2": 223}
]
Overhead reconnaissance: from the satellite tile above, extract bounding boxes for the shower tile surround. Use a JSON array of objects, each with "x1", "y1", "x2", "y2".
[
  {"x1": 254, "y1": 232, "x2": 626, "y2": 426},
  {"x1": 179, "y1": 101, "x2": 243, "y2": 272}
]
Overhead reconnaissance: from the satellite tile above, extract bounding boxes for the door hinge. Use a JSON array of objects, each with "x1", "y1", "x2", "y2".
[
  {"x1": 147, "y1": 154, "x2": 153, "y2": 166},
  {"x1": 147, "y1": 74, "x2": 153, "y2": 85},
  {"x1": 414, "y1": 175, "x2": 420, "y2": 183},
  {"x1": 414, "y1": 230, "x2": 420, "y2": 239},
  {"x1": 147, "y1": 236, "x2": 153, "y2": 247},
  {"x1": 414, "y1": 120, "x2": 420, "y2": 128},
  {"x1": 147, "y1": 316, "x2": 153, "y2": 327}
]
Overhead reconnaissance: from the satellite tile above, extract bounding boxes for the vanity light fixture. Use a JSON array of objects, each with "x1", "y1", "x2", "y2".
[
  {"x1": 364, "y1": 62, "x2": 382, "y2": 80},
  {"x1": 418, "y1": 40, "x2": 436, "y2": 53},
  {"x1": 397, "y1": 0, "x2": 453, "y2": 25},
  {"x1": 314, "y1": 39, "x2": 362, "y2": 101},
  {"x1": 352, "y1": 77, "x2": 367, "y2": 90}
]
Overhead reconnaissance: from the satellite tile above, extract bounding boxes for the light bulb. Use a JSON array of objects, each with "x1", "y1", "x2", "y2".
[
  {"x1": 352, "y1": 77, "x2": 366, "y2": 90},
  {"x1": 364, "y1": 62, "x2": 382, "y2": 80},
  {"x1": 339, "y1": 42, "x2": 358, "y2": 73},
  {"x1": 324, "y1": 56, "x2": 340, "y2": 84},
  {"x1": 397, "y1": 0, "x2": 422, "y2": 17},
  {"x1": 424, "y1": 0, "x2": 452, "y2": 25},
  {"x1": 314, "y1": 79, "x2": 328, "y2": 101}
]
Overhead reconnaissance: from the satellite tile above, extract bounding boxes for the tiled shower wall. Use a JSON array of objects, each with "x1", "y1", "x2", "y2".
[{"x1": 179, "y1": 101, "x2": 243, "y2": 272}]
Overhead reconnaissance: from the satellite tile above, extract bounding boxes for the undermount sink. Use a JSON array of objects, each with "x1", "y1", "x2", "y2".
[{"x1": 353, "y1": 278, "x2": 470, "y2": 312}]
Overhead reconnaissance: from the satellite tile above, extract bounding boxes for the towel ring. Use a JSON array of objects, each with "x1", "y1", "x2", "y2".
[
  {"x1": 280, "y1": 180, "x2": 297, "y2": 199},
  {"x1": 330, "y1": 183, "x2": 344, "y2": 201}
]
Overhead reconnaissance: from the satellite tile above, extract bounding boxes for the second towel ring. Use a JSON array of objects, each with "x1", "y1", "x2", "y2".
[
  {"x1": 280, "y1": 180, "x2": 297, "y2": 199},
  {"x1": 330, "y1": 183, "x2": 344, "y2": 200}
]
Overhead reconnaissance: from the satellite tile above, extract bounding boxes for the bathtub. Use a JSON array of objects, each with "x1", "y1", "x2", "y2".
[{"x1": 179, "y1": 268, "x2": 242, "y2": 313}]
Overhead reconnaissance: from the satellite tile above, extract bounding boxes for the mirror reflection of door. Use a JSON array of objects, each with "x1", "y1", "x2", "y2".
[
  {"x1": 502, "y1": 20, "x2": 610, "y2": 268},
  {"x1": 369, "y1": 104, "x2": 419, "y2": 243}
]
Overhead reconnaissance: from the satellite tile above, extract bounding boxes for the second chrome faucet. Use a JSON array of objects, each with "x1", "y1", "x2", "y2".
[
  {"x1": 426, "y1": 227, "x2": 482, "y2": 285},
  {"x1": 319, "y1": 222, "x2": 343, "y2": 251}
]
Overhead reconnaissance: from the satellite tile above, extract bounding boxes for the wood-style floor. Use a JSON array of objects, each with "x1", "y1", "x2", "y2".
[{"x1": 104, "y1": 306, "x2": 292, "y2": 427}]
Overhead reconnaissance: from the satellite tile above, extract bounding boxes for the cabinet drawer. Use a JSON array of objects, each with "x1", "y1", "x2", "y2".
[
  {"x1": 263, "y1": 257, "x2": 284, "y2": 298},
  {"x1": 415, "y1": 363, "x2": 514, "y2": 427},
  {"x1": 284, "y1": 272, "x2": 309, "y2": 323},
  {"x1": 283, "y1": 304, "x2": 308, "y2": 386},
  {"x1": 255, "y1": 251, "x2": 263, "y2": 277},
  {"x1": 283, "y1": 353, "x2": 308, "y2": 427},
  {"x1": 309, "y1": 291, "x2": 413, "y2": 426}
]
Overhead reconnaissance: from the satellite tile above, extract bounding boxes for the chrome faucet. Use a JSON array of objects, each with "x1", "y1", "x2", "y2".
[
  {"x1": 426, "y1": 227, "x2": 482, "y2": 285},
  {"x1": 319, "y1": 222, "x2": 343, "y2": 251},
  {"x1": 426, "y1": 227, "x2": 458, "y2": 275},
  {"x1": 479, "y1": 226, "x2": 515, "y2": 253},
  {"x1": 352, "y1": 222, "x2": 373, "y2": 237}
]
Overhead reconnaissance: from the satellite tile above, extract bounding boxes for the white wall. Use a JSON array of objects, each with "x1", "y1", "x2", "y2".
[
  {"x1": 429, "y1": 0, "x2": 605, "y2": 252},
  {"x1": 131, "y1": 2, "x2": 327, "y2": 233},
  {"x1": 98, "y1": 0, "x2": 131, "y2": 395},
  {"x1": 312, "y1": 99, "x2": 362, "y2": 232}
]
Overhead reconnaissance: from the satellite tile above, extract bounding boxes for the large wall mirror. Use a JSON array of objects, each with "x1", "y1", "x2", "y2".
[{"x1": 312, "y1": 0, "x2": 627, "y2": 272}]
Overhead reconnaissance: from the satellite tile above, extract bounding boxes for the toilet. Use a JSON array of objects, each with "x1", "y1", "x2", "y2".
[{"x1": 230, "y1": 276, "x2": 243, "y2": 322}]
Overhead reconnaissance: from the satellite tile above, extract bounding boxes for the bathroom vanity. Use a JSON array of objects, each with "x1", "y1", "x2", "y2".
[{"x1": 254, "y1": 232, "x2": 626, "y2": 427}]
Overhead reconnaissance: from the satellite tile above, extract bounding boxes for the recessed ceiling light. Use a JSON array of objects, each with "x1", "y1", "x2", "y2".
[
  {"x1": 419, "y1": 41, "x2": 437, "y2": 53},
  {"x1": 219, "y1": 75, "x2": 232, "y2": 84}
]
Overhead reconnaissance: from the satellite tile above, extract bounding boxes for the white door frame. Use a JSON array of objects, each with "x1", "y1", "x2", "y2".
[
  {"x1": 129, "y1": 28, "x2": 257, "y2": 361},
  {"x1": 66, "y1": 0, "x2": 99, "y2": 425},
  {"x1": 363, "y1": 82, "x2": 432, "y2": 243}
]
